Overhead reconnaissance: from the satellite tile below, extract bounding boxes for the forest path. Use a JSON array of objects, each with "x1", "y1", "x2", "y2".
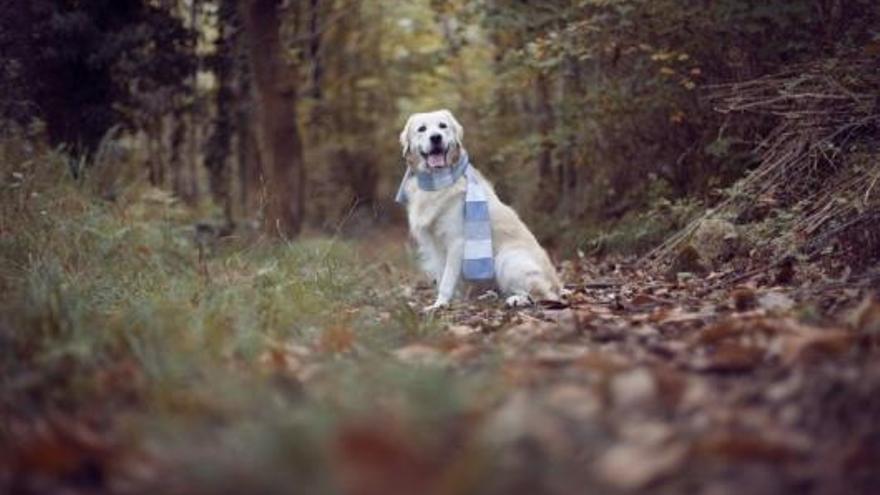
[
  {"x1": 372, "y1": 244, "x2": 880, "y2": 493},
  {"x1": 5, "y1": 215, "x2": 878, "y2": 494}
]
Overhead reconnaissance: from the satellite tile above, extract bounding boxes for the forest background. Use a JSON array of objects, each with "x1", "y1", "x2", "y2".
[{"x1": 5, "y1": 0, "x2": 877, "y2": 252}]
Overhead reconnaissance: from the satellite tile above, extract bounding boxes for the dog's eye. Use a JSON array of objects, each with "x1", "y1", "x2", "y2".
[
  {"x1": 439, "y1": 123, "x2": 447, "y2": 129},
  {"x1": 417, "y1": 126, "x2": 426, "y2": 133}
]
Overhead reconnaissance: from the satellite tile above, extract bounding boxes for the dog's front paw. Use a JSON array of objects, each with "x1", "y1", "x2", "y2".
[
  {"x1": 422, "y1": 301, "x2": 450, "y2": 314},
  {"x1": 558, "y1": 287, "x2": 574, "y2": 303},
  {"x1": 477, "y1": 290, "x2": 499, "y2": 301},
  {"x1": 504, "y1": 294, "x2": 533, "y2": 308}
]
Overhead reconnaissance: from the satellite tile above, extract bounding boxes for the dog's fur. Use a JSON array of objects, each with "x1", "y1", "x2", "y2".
[{"x1": 399, "y1": 109, "x2": 563, "y2": 310}]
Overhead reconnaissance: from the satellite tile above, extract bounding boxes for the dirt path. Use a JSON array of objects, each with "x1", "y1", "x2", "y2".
[
  {"x1": 4, "y1": 225, "x2": 879, "y2": 495},
  {"x1": 387, "y1": 256, "x2": 880, "y2": 494}
]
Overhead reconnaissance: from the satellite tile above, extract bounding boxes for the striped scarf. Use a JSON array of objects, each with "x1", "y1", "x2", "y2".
[{"x1": 395, "y1": 153, "x2": 495, "y2": 281}]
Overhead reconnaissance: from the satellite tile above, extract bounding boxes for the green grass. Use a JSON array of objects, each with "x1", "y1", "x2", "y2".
[{"x1": 0, "y1": 147, "x2": 500, "y2": 493}]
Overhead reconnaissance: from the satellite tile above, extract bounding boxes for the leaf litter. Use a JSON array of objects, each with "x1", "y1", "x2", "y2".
[
  {"x1": 365, "y1": 254, "x2": 880, "y2": 494},
  {"x1": 4, "y1": 245, "x2": 880, "y2": 494}
]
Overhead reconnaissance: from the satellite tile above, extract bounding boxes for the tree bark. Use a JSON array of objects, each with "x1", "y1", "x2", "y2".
[
  {"x1": 307, "y1": 0, "x2": 323, "y2": 100},
  {"x1": 240, "y1": 0, "x2": 305, "y2": 238},
  {"x1": 534, "y1": 72, "x2": 556, "y2": 214},
  {"x1": 170, "y1": 111, "x2": 191, "y2": 202},
  {"x1": 205, "y1": 0, "x2": 236, "y2": 227}
]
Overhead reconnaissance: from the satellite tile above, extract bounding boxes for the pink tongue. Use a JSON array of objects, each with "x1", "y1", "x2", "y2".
[{"x1": 427, "y1": 153, "x2": 446, "y2": 168}]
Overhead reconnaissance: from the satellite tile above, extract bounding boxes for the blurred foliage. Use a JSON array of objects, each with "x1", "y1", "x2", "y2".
[
  {"x1": 468, "y1": 0, "x2": 880, "y2": 253},
  {"x1": 0, "y1": 141, "x2": 495, "y2": 492},
  {"x1": 0, "y1": 0, "x2": 196, "y2": 153},
  {"x1": 1, "y1": 0, "x2": 878, "y2": 244}
]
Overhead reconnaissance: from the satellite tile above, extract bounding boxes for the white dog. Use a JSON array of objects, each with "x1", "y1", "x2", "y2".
[{"x1": 397, "y1": 109, "x2": 564, "y2": 311}]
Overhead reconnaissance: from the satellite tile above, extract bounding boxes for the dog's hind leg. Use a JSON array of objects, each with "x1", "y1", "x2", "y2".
[{"x1": 496, "y1": 248, "x2": 560, "y2": 307}]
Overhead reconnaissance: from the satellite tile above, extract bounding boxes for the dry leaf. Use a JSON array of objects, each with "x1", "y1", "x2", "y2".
[
  {"x1": 544, "y1": 385, "x2": 600, "y2": 420},
  {"x1": 320, "y1": 324, "x2": 356, "y2": 354},
  {"x1": 695, "y1": 431, "x2": 808, "y2": 463},
  {"x1": 849, "y1": 295, "x2": 880, "y2": 335},
  {"x1": 533, "y1": 344, "x2": 589, "y2": 365},
  {"x1": 731, "y1": 287, "x2": 757, "y2": 311},
  {"x1": 757, "y1": 291, "x2": 796, "y2": 312},
  {"x1": 780, "y1": 330, "x2": 855, "y2": 364},
  {"x1": 697, "y1": 342, "x2": 765, "y2": 372},
  {"x1": 650, "y1": 307, "x2": 712, "y2": 324},
  {"x1": 695, "y1": 319, "x2": 744, "y2": 345},
  {"x1": 447, "y1": 324, "x2": 480, "y2": 338},
  {"x1": 393, "y1": 344, "x2": 446, "y2": 367},
  {"x1": 611, "y1": 368, "x2": 657, "y2": 408},
  {"x1": 594, "y1": 441, "x2": 687, "y2": 490}
]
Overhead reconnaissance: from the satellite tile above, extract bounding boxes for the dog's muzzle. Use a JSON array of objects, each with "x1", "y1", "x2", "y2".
[{"x1": 424, "y1": 140, "x2": 448, "y2": 168}]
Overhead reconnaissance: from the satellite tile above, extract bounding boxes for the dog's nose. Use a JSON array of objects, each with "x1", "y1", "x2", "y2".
[{"x1": 430, "y1": 134, "x2": 442, "y2": 144}]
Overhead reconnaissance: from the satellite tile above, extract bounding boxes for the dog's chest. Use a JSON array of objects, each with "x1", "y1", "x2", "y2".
[{"x1": 405, "y1": 181, "x2": 465, "y2": 238}]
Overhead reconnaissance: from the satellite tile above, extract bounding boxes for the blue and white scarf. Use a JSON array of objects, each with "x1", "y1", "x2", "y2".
[{"x1": 395, "y1": 153, "x2": 495, "y2": 281}]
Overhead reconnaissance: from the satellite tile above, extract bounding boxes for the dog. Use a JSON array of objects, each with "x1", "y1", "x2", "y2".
[{"x1": 397, "y1": 109, "x2": 564, "y2": 311}]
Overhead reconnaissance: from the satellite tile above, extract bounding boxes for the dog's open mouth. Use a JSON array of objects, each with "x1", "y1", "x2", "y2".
[{"x1": 424, "y1": 149, "x2": 447, "y2": 169}]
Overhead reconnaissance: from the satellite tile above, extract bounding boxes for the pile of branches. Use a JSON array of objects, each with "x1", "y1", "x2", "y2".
[{"x1": 645, "y1": 55, "x2": 880, "y2": 276}]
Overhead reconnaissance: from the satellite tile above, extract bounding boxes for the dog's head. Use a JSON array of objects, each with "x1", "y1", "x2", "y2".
[{"x1": 399, "y1": 109, "x2": 464, "y2": 172}]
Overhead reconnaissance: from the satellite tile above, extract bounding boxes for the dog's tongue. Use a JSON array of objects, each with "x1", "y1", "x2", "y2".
[{"x1": 427, "y1": 153, "x2": 446, "y2": 168}]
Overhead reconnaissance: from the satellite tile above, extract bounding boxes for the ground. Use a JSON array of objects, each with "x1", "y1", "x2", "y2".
[{"x1": 2, "y1": 184, "x2": 879, "y2": 495}]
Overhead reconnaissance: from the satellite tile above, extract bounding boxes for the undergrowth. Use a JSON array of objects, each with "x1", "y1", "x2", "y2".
[
  {"x1": 0, "y1": 144, "x2": 499, "y2": 493},
  {"x1": 562, "y1": 197, "x2": 703, "y2": 257}
]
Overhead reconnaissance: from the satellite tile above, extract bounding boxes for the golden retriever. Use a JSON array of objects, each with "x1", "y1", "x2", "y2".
[{"x1": 398, "y1": 109, "x2": 564, "y2": 310}]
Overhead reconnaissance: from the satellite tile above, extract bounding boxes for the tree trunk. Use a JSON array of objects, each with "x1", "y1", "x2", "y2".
[
  {"x1": 307, "y1": 0, "x2": 323, "y2": 100},
  {"x1": 187, "y1": 0, "x2": 202, "y2": 203},
  {"x1": 170, "y1": 111, "x2": 187, "y2": 200},
  {"x1": 560, "y1": 55, "x2": 582, "y2": 215},
  {"x1": 240, "y1": 0, "x2": 305, "y2": 238},
  {"x1": 204, "y1": 0, "x2": 236, "y2": 227},
  {"x1": 534, "y1": 72, "x2": 556, "y2": 214},
  {"x1": 147, "y1": 119, "x2": 165, "y2": 186}
]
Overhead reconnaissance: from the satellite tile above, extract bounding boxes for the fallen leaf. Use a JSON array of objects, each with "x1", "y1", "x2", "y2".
[
  {"x1": 533, "y1": 344, "x2": 589, "y2": 365},
  {"x1": 544, "y1": 385, "x2": 600, "y2": 420},
  {"x1": 333, "y1": 422, "x2": 431, "y2": 495},
  {"x1": 630, "y1": 293, "x2": 665, "y2": 307},
  {"x1": 447, "y1": 324, "x2": 480, "y2": 338},
  {"x1": 696, "y1": 342, "x2": 765, "y2": 372},
  {"x1": 849, "y1": 295, "x2": 880, "y2": 335},
  {"x1": 8, "y1": 419, "x2": 119, "y2": 489},
  {"x1": 594, "y1": 441, "x2": 687, "y2": 490},
  {"x1": 393, "y1": 344, "x2": 446, "y2": 366},
  {"x1": 320, "y1": 324, "x2": 356, "y2": 354},
  {"x1": 758, "y1": 291, "x2": 796, "y2": 312},
  {"x1": 503, "y1": 318, "x2": 556, "y2": 344},
  {"x1": 695, "y1": 319, "x2": 744, "y2": 345},
  {"x1": 780, "y1": 330, "x2": 855, "y2": 364},
  {"x1": 650, "y1": 307, "x2": 712, "y2": 324},
  {"x1": 731, "y1": 287, "x2": 757, "y2": 311},
  {"x1": 258, "y1": 347, "x2": 301, "y2": 373},
  {"x1": 575, "y1": 352, "x2": 629, "y2": 374},
  {"x1": 694, "y1": 431, "x2": 808, "y2": 463},
  {"x1": 618, "y1": 420, "x2": 675, "y2": 446},
  {"x1": 610, "y1": 368, "x2": 657, "y2": 408}
]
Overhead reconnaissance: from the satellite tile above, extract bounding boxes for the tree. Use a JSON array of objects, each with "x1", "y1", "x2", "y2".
[
  {"x1": 0, "y1": 0, "x2": 194, "y2": 155},
  {"x1": 240, "y1": 0, "x2": 306, "y2": 237},
  {"x1": 204, "y1": 0, "x2": 237, "y2": 226}
]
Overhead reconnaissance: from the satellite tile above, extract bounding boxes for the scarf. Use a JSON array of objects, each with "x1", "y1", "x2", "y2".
[{"x1": 395, "y1": 152, "x2": 495, "y2": 281}]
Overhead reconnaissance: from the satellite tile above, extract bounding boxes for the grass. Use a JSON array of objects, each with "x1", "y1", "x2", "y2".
[
  {"x1": 552, "y1": 197, "x2": 703, "y2": 258},
  {"x1": 0, "y1": 145, "x2": 502, "y2": 494}
]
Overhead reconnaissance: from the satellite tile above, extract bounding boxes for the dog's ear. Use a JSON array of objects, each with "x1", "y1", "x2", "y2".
[
  {"x1": 439, "y1": 109, "x2": 464, "y2": 143},
  {"x1": 399, "y1": 115, "x2": 415, "y2": 157}
]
